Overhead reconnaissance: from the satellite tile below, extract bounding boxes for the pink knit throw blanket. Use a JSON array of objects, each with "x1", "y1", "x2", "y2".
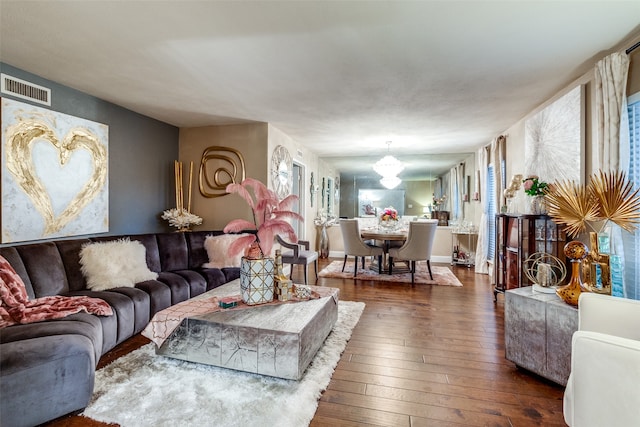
[{"x1": 0, "y1": 255, "x2": 113, "y2": 328}]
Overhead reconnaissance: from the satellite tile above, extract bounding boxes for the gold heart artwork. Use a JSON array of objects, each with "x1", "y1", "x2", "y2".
[{"x1": 4, "y1": 120, "x2": 107, "y2": 236}]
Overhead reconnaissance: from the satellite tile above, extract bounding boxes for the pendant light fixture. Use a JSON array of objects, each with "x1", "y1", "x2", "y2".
[
  {"x1": 379, "y1": 175, "x2": 402, "y2": 189},
  {"x1": 373, "y1": 141, "x2": 404, "y2": 189}
]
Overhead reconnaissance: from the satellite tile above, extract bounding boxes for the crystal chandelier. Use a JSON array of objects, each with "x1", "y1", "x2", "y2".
[
  {"x1": 379, "y1": 175, "x2": 402, "y2": 189},
  {"x1": 373, "y1": 154, "x2": 405, "y2": 178},
  {"x1": 373, "y1": 141, "x2": 404, "y2": 189}
]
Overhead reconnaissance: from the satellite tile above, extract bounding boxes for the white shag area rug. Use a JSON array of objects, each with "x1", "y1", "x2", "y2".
[{"x1": 82, "y1": 300, "x2": 365, "y2": 427}]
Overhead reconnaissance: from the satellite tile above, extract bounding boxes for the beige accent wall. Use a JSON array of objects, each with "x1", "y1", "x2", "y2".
[
  {"x1": 179, "y1": 122, "x2": 323, "y2": 249},
  {"x1": 403, "y1": 180, "x2": 434, "y2": 216},
  {"x1": 178, "y1": 123, "x2": 269, "y2": 230}
]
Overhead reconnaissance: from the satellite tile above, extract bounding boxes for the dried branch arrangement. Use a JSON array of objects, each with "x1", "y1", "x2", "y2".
[{"x1": 544, "y1": 170, "x2": 640, "y2": 238}]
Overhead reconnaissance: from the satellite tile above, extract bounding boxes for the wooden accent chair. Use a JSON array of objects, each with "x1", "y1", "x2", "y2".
[{"x1": 275, "y1": 235, "x2": 318, "y2": 285}]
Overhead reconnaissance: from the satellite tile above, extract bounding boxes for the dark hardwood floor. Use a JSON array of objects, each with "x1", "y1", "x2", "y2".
[{"x1": 44, "y1": 259, "x2": 566, "y2": 427}]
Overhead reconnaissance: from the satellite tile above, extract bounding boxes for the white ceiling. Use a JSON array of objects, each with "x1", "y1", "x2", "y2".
[{"x1": 1, "y1": 1, "x2": 639, "y2": 178}]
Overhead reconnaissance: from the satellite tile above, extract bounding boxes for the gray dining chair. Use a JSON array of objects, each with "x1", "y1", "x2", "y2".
[
  {"x1": 339, "y1": 219, "x2": 384, "y2": 277},
  {"x1": 388, "y1": 220, "x2": 438, "y2": 283},
  {"x1": 276, "y1": 235, "x2": 318, "y2": 285}
]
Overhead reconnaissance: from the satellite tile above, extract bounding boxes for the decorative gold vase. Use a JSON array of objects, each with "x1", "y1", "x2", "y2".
[{"x1": 556, "y1": 241, "x2": 590, "y2": 306}]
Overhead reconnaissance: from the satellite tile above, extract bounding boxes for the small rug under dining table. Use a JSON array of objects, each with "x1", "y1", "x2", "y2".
[{"x1": 318, "y1": 260, "x2": 464, "y2": 286}]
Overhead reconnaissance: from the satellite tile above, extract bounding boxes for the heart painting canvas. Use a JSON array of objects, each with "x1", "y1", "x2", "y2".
[{"x1": 1, "y1": 98, "x2": 109, "y2": 243}]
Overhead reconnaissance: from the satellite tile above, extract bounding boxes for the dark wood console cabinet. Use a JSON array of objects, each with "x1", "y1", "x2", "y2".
[{"x1": 494, "y1": 214, "x2": 566, "y2": 299}]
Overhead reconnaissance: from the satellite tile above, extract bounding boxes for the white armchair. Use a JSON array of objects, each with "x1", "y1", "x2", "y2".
[{"x1": 563, "y1": 292, "x2": 640, "y2": 426}]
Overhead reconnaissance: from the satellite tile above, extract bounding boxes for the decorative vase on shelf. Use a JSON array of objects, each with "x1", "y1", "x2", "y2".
[
  {"x1": 319, "y1": 224, "x2": 330, "y2": 258},
  {"x1": 530, "y1": 195, "x2": 547, "y2": 215},
  {"x1": 556, "y1": 241, "x2": 590, "y2": 306}
]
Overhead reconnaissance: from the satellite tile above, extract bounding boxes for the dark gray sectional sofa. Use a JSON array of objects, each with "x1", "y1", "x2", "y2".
[{"x1": 0, "y1": 230, "x2": 240, "y2": 427}]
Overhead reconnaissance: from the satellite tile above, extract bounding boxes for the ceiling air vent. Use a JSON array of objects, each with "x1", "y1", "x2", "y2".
[{"x1": 1, "y1": 73, "x2": 51, "y2": 106}]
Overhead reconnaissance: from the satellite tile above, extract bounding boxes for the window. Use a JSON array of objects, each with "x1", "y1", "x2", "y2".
[
  {"x1": 624, "y1": 93, "x2": 640, "y2": 299},
  {"x1": 453, "y1": 175, "x2": 461, "y2": 220},
  {"x1": 487, "y1": 164, "x2": 496, "y2": 261}
]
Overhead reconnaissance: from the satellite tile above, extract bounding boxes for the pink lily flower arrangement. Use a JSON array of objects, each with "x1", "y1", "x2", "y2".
[{"x1": 223, "y1": 178, "x2": 303, "y2": 259}]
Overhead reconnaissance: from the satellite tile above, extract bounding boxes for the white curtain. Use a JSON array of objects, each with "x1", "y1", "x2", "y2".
[
  {"x1": 594, "y1": 51, "x2": 632, "y2": 297},
  {"x1": 457, "y1": 163, "x2": 465, "y2": 220},
  {"x1": 594, "y1": 51, "x2": 630, "y2": 172},
  {"x1": 448, "y1": 163, "x2": 465, "y2": 221},
  {"x1": 475, "y1": 146, "x2": 489, "y2": 274},
  {"x1": 479, "y1": 135, "x2": 506, "y2": 277},
  {"x1": 491, "y1": 135, "x2": 507, "y2": 212},
  {"x1": 449, "y1": 167, "x2": 457, "y2": 219}
]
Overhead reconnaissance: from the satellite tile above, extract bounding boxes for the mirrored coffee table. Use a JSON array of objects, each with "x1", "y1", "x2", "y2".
[{"x1": 155, "y1": 279, "x2": 339, "y2": 380}]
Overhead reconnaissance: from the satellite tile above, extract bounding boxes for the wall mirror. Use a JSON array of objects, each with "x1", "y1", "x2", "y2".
[
  {"x1": 271, "y1": 145, "x2": 293, "y2": 199},
  {"x1": 326, "y1": 177, "x2": 334, "y2": 216},
  {"x1": 359, "y1": 189, "x2": 405, "y2": 217},
  {"x1": 319, "y1": 152, "x2": 475, "y2": 219}
]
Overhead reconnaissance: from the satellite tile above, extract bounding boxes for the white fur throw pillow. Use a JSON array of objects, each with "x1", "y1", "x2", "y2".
[
  {"x1": 202, "y1": 233, "x2": 250, "y2": 269},
  {"x1": 80, "y1": 239, "x2": 158, "y2": 291}
]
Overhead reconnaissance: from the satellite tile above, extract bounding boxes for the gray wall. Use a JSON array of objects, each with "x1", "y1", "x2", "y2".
[{"x1": 1, "y1": 62, "x2": 179, "y2": 241}]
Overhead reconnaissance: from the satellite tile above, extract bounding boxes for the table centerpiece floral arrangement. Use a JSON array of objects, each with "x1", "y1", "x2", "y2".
[{"x1": 379, "y1": 206, "x2": 399, "y2": 230}]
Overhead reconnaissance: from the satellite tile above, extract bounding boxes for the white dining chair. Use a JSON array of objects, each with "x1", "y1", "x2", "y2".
[
  {"x1": 388, "y1": 220, "x2": 438, "y2": 283},
  {"x1": 339, "y1": 219, "x2": 384, "y2": 277}
]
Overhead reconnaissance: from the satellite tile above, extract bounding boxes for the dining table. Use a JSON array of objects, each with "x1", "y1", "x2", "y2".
[{"x1": 360, "y1": 226, "x2": 409, "y2": 273}]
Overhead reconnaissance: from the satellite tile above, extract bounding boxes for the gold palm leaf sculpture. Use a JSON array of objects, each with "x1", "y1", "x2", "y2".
[
  {"x1": 589, "y1": 170, "x2": 640, "y2": 233},
  {"x1": 544, "y1": 170, "x2": 640, "y2": 238}
]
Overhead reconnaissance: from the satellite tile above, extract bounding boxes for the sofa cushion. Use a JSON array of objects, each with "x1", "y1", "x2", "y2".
[
  {"x1": 129, "y1": 234, "x2": 162, "y2": 272},
  {"x1": 221, "y1": 267, "x2": 241, "y2": 283},
  {"x1": 56, "y1": 239, "x2": 92, "y2": 291},
  {"x1": 64, "y1": 290, "x2": 135, "y2": 346},
  {"x1": 174, "y1": 270, "x2": 208, "y2": 298},
  {"x1": 0, "y1": 247, "x2": 35, "y2": 300},
  {"x1": 185, "y1": 230, "x2": 224, "y2": 269},
  {"x1": 134, "y1": 280, "x2": 172, "y2": 317},
  {"x1": 156, "y1": 272, "x2": 191, "y2": 304},
  {"x1": 16, "y1": 242, "x2": 69, "y2": 297},
  {"x1": 0, "y1": 312, "x2": 103, "y2": 364},
  {"x1": 106, "y1": 287, "x2": 151, "y2": 335},
  {"x1": 0, "y1": 335, "x2": 95, "y2": 427},
  {"x1": 156, "y1": 232, "x2": 190, "y2": 271},
  {"x1": 196, "y1": 267, "x2": 228, "y2": 291},
  {"x1": 80, "y1": 239, "x2": 158, "y2": 291},
  {"x1": 202, "y1": 233, "x2": 250, "y2": 268}
]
